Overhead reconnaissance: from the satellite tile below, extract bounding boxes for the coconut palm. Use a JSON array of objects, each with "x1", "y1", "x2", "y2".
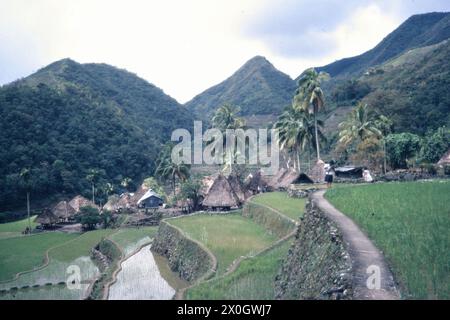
[
  {"x1": 155, "y1": 149, "x2": 190, "y2": 195},
  {"x1": 338, "y1": 103, "x2": 382, "y2": 147},
  {"x1": 19, "y1": 168, "x2": 32, "y2": 233},
  {"x1": 212, "y1": 104, "x2": 245, "y2": 130},
  {"x1": 293, "y1": 68, "x2": 329, "y2": 161},
  {"x1": 120, "y1": 177, "x2": 132, "y2": 191},
  {"x1": 275, "y1": 106, "x2": 325, "y2": 172},
  {"x1": 86, "y1": 169, "x2": 100, "y2": 205},
  {"x1": 212, "y1": 104, "x2": 246, "y2": 174}
]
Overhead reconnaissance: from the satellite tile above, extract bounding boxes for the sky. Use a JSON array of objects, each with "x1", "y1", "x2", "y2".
[{"x1": 1, "y1": 0, "x2": 450, "y2": 103}]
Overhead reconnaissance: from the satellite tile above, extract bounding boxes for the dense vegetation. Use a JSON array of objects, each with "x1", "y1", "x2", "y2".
[
  {"x1": 186, "y1": 56, "x2": 296, "y2": 118},
  {"x1": 326, "y1": 181, "x2": 450, "y2": 299},
  {"x1": 0, "y1": 59, "x2": 193, "y2": 211}
]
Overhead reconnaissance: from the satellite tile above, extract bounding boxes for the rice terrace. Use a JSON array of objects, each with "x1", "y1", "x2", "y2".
[{"x1": 1, "y1": 1, "x2": 450, "y2": 305}]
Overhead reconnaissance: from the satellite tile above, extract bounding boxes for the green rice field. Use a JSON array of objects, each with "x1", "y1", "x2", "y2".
[
  {"x1": 250, "y1": 192, "x2": 306, "y2": 220},
  {"x1": 326, "y1": 180, "x2": 450, "y2": 299},
  {"x1": 169, "y1": 214, "x2": 278, "y2": 275}
]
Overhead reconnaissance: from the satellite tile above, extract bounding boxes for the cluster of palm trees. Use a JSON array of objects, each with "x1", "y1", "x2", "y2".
[
  {"x1": 275, "y1": 68, "x2": 329, "y2": 172},
  {"x1": 337, "y1": 102, "x2": 392, "y2": 172}
]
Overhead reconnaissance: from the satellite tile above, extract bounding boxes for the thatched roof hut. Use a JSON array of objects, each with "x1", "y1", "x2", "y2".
[
  {"x1": 200, "y1": 174, "x2": 217, "y2": 197},
  {"x1": 245, "y1": 171, "x2": 268, "y2": 194},
  {"x1": 68, "y1": 195, "x2": 99, "y2": 212},
  {"x1": 437, "y1": 149, "x2": 450, "y2": 166},
  {"x1": 202, "y1": 174, "x2": 239, "y2": 209},
  {"x1": 266, "y1": 168, "x2": 289, "y2": 190},
  {"x1": 52, "y1": 200, "x2": 76, "y2": 220},
  {"x1": 35, "y1": 208, "x2": 59, "y2": 226},
  {"x1": 228, "y1": 174, "x2": 250, "y2": 204},
  {"x1": 308, "y1": 160, "x2": 326, "y2": 183},
  {"x1": 103, "y1": 195, "x2": 120, "y2": 212}
]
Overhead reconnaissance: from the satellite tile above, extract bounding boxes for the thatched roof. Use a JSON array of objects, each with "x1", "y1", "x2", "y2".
[
  {"x1": 202, "y1": 174, "x2": 239, "y2": 208},
  {"x1": 35, "y1": 208, "x2": 58, "y2": 225},
  {"x1": 438, "y1": 149, "x2": 450, "y2": 165},
  {"x1": 68, "y1": 195, "x2": 99, "y2": 212},
  {"x1": 245, "y1": 171, "x2": 268, "y2": 192},
  {"x1": 228, "y1": 174, "x2": 250, "y2": 203},
  {"x1": 103, "y1": 195, "x2": 120, "y2": 211},
  {"x1": 308, "y1": 160, "x2": 326, "y2": 183},
  {"x1": 52, "y1": 201, "x2": 76, "y2": 219},
  {"x1": 129, "y1": 184, "x2": 150, "y2": 206},
  {"x1": 137, "y1": 190, "x2": 163, "y2": 205},
  {"x1": 266, "y1": 168, "x2": 288, "y2": 189},
  {"x1": 200, "y1": 174, "x2": 217, "y2": 196}
]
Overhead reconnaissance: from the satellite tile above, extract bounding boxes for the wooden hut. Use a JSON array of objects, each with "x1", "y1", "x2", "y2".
[
  {"x1": 202, "y1": 174, "x2": 239, "y2": 211},
  {"x1": 35, "y1": 208, "x2": 59, "y2": 228},
  {"x1": 52, "y1": 200, "x2": 77, "y2": 222},
  {"x1": 137, "y1": 190, "x2": 164, "y2": 209},
  {"x1": 68, "y1": 195, "x2": 99, "y2": 213}
]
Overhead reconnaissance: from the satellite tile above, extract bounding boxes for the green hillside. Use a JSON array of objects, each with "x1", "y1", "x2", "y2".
[
  {"x1": 186, "y1": 56, "x2": 296, "y2": 118},
  {"x1": 0, "y1": 59, "x2": 193, "y2": 211},
  {"x1": 327, "y1": 39, "x2": 450, "y2": 134}
]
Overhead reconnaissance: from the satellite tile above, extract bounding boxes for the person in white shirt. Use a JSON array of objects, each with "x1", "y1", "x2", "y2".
[{"x1": 363, "y1": 169, "x2": 374, "y2": 183}]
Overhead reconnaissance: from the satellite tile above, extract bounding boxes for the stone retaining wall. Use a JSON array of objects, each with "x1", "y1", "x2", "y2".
[
  {"x1": 152, "y1": 221, "x2": 215, "y2": 283},
  {"x1": 275, "y1": 200, "x2": 353, "y2": 300}
]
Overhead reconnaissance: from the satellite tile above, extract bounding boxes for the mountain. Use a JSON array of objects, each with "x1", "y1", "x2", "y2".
[
  {"x1": 0, "y1": 58, "x2": 193, "y2": 210},
  {"x1": 315, "y1": 12, "x2": 450, "y2": 78},
  {"x1": 186, "y1": 56, "x2": 296, "y2": 119},
  {"x1": 325, "y1": 39, "x2": 450, "y2": 135}
]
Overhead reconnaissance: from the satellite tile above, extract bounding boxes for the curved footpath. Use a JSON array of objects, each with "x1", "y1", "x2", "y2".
[{"x1": 311, "y1": 190, "x2": 400, "y2": 300}]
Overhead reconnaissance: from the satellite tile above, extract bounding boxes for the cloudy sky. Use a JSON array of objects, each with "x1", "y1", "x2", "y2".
[{"x1": 1, "y1": 0, "x2": 450, "y2": 103}]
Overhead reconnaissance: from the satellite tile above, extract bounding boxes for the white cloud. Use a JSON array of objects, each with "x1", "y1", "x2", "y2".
[{"x1": 0, "y1": 0, "x2": 449, "y2": 102}]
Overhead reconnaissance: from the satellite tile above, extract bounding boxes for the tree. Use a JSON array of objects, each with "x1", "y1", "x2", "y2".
[
  {"x1": 275, "y1": 106, "x2": 324, "y2": 171},
  {"x1": 338, "y1": 103, "x2": 382, "y2": 147},
  {"x1": 76, "y1": 206, "x2": 101, "y2": 231},
  {"x1": 385, "y1": 133, "x2": 421, "y2": 169},
  {"x1": 178, "y1": 179, "x2": 202, "y2": 212},
  {"x1": 155, "y1": 144, "x2": 190, "y2": 195},
  {"x1": 19, "y1": 168, "x2": 33, "y2": 234},
  {"x1": 419, "y1": 126, "x2": 449, "y2": 163},
  {"x1": 212, "y1": 104, "x2": 245, "y2": 131},
  {"x1": 374, "y1": 115, "x2": 393, "y2": 173},
  {"x1": 293, "y1": 68, "x2": 330, "y2": 161},
  {"x1": 120, "y1": 177, "x2": 132, "y2": 191},
  {"x1": 212, "y1": 104, "x2": 246, "y2": 174},
  {"x1": 86, "y1": 169, "x2": 101, "y2": 205}
]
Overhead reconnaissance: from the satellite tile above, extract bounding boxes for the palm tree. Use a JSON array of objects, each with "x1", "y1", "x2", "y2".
[
  {"x1": 293, "y1": 68, "x2": 329, "y2": 161},
  {"x1": 212, "y1": 104, "x2": 245, "y2": 131},
  {"x1": 120, "y1": 177, "x2": 132, "y2": 191},
  {"x1": 212, "y1": 104, "x2": 245, "y2": 174},
  {"x1": 338, "y1": 103, "x2": 382, "y2": 147},
  {"x1": 374, "y1": 115, "x2": 393, "y2": 174},
  {"x1": 19, "y1": 168, "x2": 32, "y2": 234},
  {"x1": 155, "y1": 148, "x2": 190, "y2": 195},
  {"x1": 275, "y1": 106, "x2": 325, "y2": 172},
  {"x1": 102, "y1": 182, "x2": 114, "y2": 206},
  {"x1": 86, "y1": 169, "x2": 100, "y2": 205}
]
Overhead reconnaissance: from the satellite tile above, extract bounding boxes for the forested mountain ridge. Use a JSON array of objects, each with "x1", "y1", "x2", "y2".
[
  {"x1": 185, "y1": 56, "x2": 297, "y2": 118},
  {"x1": 0, "y1": 58, "x2": 193, "y2": 211},
  {"x1": 315, "y1": 12, "x2": 450, "y2": 78},
  {"x1": 326, "y1": 38, "x2": 450, "y2": 135}
]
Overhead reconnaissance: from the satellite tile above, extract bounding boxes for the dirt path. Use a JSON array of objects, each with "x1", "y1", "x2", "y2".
[{"x1": 311, "y1": 190, "x2": 400, "y2": 300}]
